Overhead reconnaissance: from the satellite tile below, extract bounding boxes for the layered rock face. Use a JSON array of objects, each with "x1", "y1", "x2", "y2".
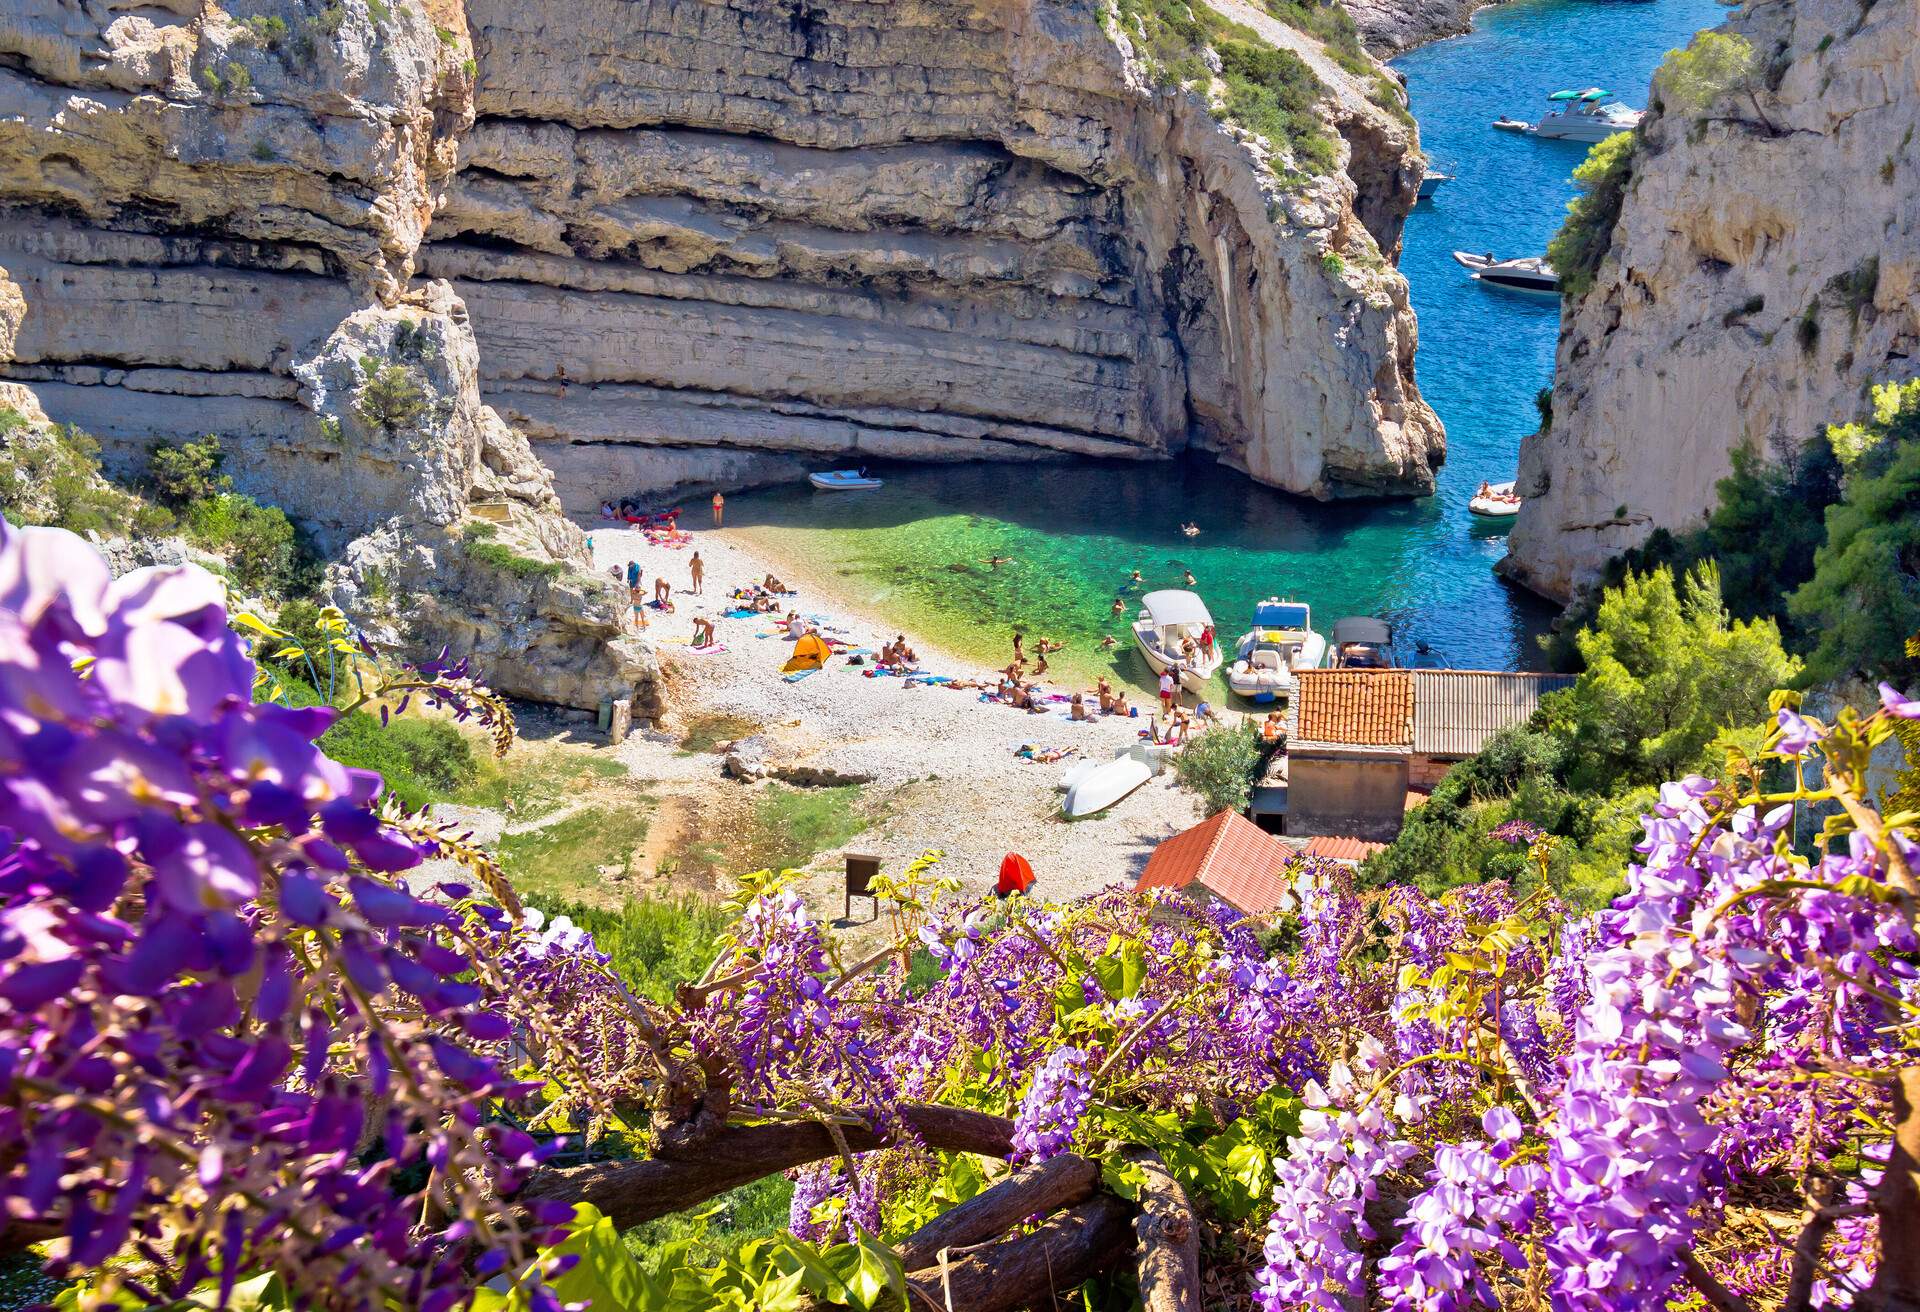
[
  {"x1": 430, "y1": 0, "x2": 1441, "y2": 506},
  {"x1": 1501, "y1": 0, "x2": 1920, "y2": 602},
  {"x1": 0, "y1": 0, "x2": 1440, "y2": 704},
  {"x1": 1343, "y1": 0, "x2": 1498, "y2": 57},
  {"x1": 0, "y1": 0, "x2": 655, "y2": 709}
]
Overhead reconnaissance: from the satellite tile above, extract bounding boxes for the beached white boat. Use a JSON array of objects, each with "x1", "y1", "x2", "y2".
[
  {"x1": 1132, "y1": 590, "x2": 1221, "y2": 695},
  {"x1": 1225, "y1": 598, "x2": 1326, "y2": 703},
  {"x1": 1058, "y1": 742, "x2": 1173, "y2": 818},
  {"x1": 1470, "y1": 481, "x2": 1522, "y2": 518},
  {"x1": 809, "y1": 470, "x2": 884, "y2": 490},
  {"x1": 1329, "y1": 616, "x2": 1395, "y2": 669}
]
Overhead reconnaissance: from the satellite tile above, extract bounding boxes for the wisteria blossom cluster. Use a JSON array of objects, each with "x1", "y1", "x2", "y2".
[{"x1": 0, "y1": 525, "x2": 580, "y2": 1309}]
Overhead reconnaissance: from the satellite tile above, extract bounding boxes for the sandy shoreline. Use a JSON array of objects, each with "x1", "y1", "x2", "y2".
[{"x1": 581, "y1": 513, "x2": 1209, "y2": 905}]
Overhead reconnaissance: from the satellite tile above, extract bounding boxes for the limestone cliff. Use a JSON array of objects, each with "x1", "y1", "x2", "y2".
[
  {"x1": 1501, "y1": 0, "x2": 1920, "y2": 602},
  {"x1": 434, "y1": 0, "x2": 1441, "y2": 505},
  {"x1": 1343, "y1": 0, "x2": 1496, "y2": 57},
  {"x1": 0, "y1": 0, "x2": 1440, "y2": 702}
]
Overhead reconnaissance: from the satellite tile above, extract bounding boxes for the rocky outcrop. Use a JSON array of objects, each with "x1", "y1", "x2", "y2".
[
  {"x1": 1501, "y1": 0, "x2": 1920, "y2": 602},
  {"x1": 0, "y1": 0, "x2": 653, "y2": 709},
  {"x1": 1343, "y1": 0, "x2": 1497, "y2": 57},
  {"x1": 0, "y1": 0, "x2": 1442, "y2": 703}
]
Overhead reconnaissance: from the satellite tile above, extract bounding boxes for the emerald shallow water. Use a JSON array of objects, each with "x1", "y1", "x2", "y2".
[{"x1": 729, "y1": 0, "x2": 1721, "y2": 693}]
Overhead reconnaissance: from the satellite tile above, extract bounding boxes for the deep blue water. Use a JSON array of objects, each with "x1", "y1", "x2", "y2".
[
  {"x1": 726, "y1": 0, "x2": 1723, "y2": 685},
  {"x1": 1395, "y1": 0, "x2": 1725, "y2": 516}
]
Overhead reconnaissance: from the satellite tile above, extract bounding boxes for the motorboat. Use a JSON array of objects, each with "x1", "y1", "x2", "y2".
[
  {"x1": 1225, "y1": 599, "x2": 1326, "y2": 703},
  {"x1": 1329, "y1": 616, "x2": 1394, "y2": 669},
  {"x1": 1057, "y1": 742, "x2": 1174, "y2": 818},
  {"x1": 1453, "y1": 251, "x2": 1559, "y2": 295},
  {"x1": 1495, "y1": 88, "x2": 1642, "y2": 142},
  {"x1": 1132, "y1": 590, "x2": 1221, "y2": 695},
  {"x1": 1416, "y1": 170, "x2": 1453, "y2": 199},
  {"x1": 1470, "y1": 480, "x2": 1523, "y2": 518},
  {"x1": 809, "y1": 469, "x2": 884, "y2": 491}
]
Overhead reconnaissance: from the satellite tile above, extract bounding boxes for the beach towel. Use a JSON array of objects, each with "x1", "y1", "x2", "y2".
[
  {"x1": 723, "y1": 608, "x2": 758, "y2": 619},
  {"x1": 691, "y1": 643, "x2": 728, "y2": 655},
  {"x1": 782, "y1": 667, "x2": 819, "y2": 683}
]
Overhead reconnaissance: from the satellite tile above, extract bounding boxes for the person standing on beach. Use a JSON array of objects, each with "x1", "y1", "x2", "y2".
[
  {"x1": 1158, "y1": 669, "x2": 1176, "y2": 715},
  {"x1": 626, "y1": 559, "x2": 640, "y2": 591},
  {"x1": 1012, "y1": 631, "x2": 1025, "y2": 665},
  {"x1": 628, "y1": 584, "x2": 647, "y2": 631},
  {"x1": 690, "y1": 551, "x2": 705, "y2": 595},
  {"x1": 711, "y1": 491, "x2": 725, "y2": 527}
]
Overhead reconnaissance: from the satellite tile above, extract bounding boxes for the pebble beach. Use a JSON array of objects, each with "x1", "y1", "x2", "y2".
[{"x1": 585, "y1": 517, "x2": 1209, "y2": 904}]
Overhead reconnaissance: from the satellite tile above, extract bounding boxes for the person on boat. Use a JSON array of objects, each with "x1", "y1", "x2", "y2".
[
  {"x1": 1180, "y1": 635, "x2": 1198, "y2": 664},
  {"x1": 1070, "y1": 692, "x2": 1088, "y2": 721},
  {"x1": 689, "y1": 552, "x2": 705, "y2": 595},
  {"x1": 1199, "y1": 624, "x2": 1215, "y2": 656},
  {"x1": 1477, "y1": 480, "x2": 1491, "y2": 498},
  {"x1": 1158, "y1": 669, "x2": 1176, "y2": 715}
]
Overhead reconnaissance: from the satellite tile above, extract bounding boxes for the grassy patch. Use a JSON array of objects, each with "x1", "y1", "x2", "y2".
[
  {"x1": 454, "y1": 747, "x2": 628, "y2": 820},
  {"x1": 320, "y1": 714, "x2": 478, "y2": 812},
  {"x1": 678, "y1": 713, "x2": 762, "y2": 755},
  {"x1": 462, "y1": 523, "x2": 564, "y2": 581},
  {"x1": 742, "y1": 785, "x2": 870, "y2": 872},
  {"x1": 499, "y1": 801, "x2": 653, "y2": 905},
  {"x1": 544, "y1": 895, "x2": 733, "y2": 1005}
]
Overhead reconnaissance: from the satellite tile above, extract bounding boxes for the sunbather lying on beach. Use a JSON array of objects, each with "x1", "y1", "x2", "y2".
[
  {"x1": 763, "y1": 574, "x2": 788, "y2": 593},
  {"x1": 752, "y1": 594, "x2": 780, "y2": 614}
]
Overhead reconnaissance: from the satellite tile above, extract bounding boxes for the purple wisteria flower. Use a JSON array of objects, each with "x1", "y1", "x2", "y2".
[{"x1": 1010, "y1": 1044, "x2": 1093, "y2": 1163}]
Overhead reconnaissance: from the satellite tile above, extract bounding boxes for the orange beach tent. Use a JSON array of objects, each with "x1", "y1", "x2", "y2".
[
  {"x1": 996, "y1": 853, "x2": 1035, "y2": 898},
  {"x1": 782, "y1": 633, "x2": 831, "y2": 673}
]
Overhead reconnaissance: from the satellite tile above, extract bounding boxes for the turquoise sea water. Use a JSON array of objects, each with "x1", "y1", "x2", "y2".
[{"x1": 730, "y1": 0, "x2": 1723, "y2": 691}]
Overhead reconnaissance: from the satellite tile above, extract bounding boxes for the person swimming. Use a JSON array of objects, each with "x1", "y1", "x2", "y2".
[
  {"x1": 1111, "y1": 597, "x2": 1126, "y2": 616},
  {"x1": 982, "y1": 555, "x2": 1015, "y2": 567},
  {"x1": 1182, "y1": 569, "x2": 1197, "y2": 588},
  {"x1": 1099, "y1": 635, "x2": 1117, "y2": 650},
  {"x1": 1181, "y1": 522, "x2": 1200, "y2": 537}
]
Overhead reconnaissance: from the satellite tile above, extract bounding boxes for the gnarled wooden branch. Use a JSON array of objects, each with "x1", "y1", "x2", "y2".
[
  {"x1": 1124, "y1": 1147, "x2": 1200, "y2": 1312},
  {"x1": 1682, "y1": 1248, "x2": 1756, "y2": 1312},
  {"x1": 894, "y1": 1154, "x2": 1096, "y2": 1273},
  {"x1": 906, "y1": 1193, "x2": 1134, "y2": 1312},
  {"x1": 518, "y1": 1105, "x2": 1013, "y2": 1229},
  {"x1": 1865, "y1": 1066, "x2": 1920, "y2": 1311}
]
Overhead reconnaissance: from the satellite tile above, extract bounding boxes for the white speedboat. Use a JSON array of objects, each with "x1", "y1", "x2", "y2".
[
  {"x1": 1496, "y1": 89, "x2": 1641, "y2": 142},
  {"x1": 1058, "y1": 742, "x2": 1173, "y2": 818},
  {"x1": 809, "y1": 469, "x2": 883, "y2": 490},
  {"x1": 1329, "y1": 616, "x2": 1394, "y2": 669},
  {"x1": 1453, "y1": 251, "x2": 1559, "y2": 295},
  {"x1": 1416, "y1": 170, "x2": 1453, "y2": 199},
  {"x1": 1132, "y1": 590, "x2": 1221, "y2": 695},
  {"x1": 1225, "y1": 599, "x2": 1326, "y2": 703},
  {"x1": 1470, "y1": 481, "x2": 1522, "y2": 518}
]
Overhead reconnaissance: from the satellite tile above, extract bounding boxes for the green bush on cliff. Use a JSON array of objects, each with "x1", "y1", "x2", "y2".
[
  {"x1": 461, "y1": 523, "x2": 565, "y2": 581},
  {"x1": 1547, "y1": 129, "x2": 1638, "y2": 299},
  {"x1": 0, "y1": 412, "x2": 169, "y2": 537}
]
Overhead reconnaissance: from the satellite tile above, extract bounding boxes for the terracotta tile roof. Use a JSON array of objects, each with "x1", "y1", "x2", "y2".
[
  {"x1": 1135, "y1": 810, "x2": 1295, "y2": 915},
  {"x1": 1411, "y1": 670, "x2": 1575, "y2": 756},
  {"x1": 1290, "y1": 670, "x2": 1414, "y2": 749},
  {"x1": 1302, "y1": 835, "x2": 1388, "y2": 864}
]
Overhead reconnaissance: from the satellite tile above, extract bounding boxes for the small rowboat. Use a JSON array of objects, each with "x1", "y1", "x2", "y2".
[
  {"x1": 809, "y1": 470, "x2": 883, "y2": 491},
  {"x1": 1058, "y1": 742, "x2": 1174, "y2": 818},
  {"x1": 1470, "y1": 481, "x2": 1522, "y2": 518}
]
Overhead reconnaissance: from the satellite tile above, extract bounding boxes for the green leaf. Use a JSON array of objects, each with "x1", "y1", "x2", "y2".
[{"x1": 1101, "y1": 1157, "x2": 1149, "y2": 1201}]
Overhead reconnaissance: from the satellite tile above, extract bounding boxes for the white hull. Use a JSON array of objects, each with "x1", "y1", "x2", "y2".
[
  {"x1": 1133, "y1": 625, "x2": 1222, "y2": 694},
  {"x1": 1226, "y1": 629, "x2": 1327, "y2": 701},
  {"x1": 1532, "y1": 118, "x2": 1635, "y2": 142},
  {"x1": 1471, "y1": 481, "x2": 1521, "y2": 518},
  {"x1": 1060, "y1": 743, "x2": 1169, "y2": 818},
  {"x1": 809, "y1": 471, "x2": 883, "y2": 490}
]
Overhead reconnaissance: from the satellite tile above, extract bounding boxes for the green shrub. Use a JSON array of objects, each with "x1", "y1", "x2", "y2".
[
  {"x1": 540, "y1": 895, "x2": 732, "y2": 1005},
  {"x1": 1172, "y1": 725, "x2": 1261, "y2": 815},
  {"x1": 320, "y1": 712, "x2": 479, "y2": 812},
  {"x1": 1653, "y1": 30, "x2": 1758, "y2": 116},
  {"x1": 464, "y1": 537, "x2": 565, "y2": 581},
  {"x1": 185, "y1": 493, "x2": 312, "y2": 597},
  {"x1": 354, "y1": 358, "x2": 430, "y2": 435},
  {"x1": 224, "y1": 60, "x2": 253, "y2": 94},
  {"x1": 147, "y1": 434, "x2": 228, "y2": 507},
  {"x1": 241, "y1": 15, "x2": 289, "y2": 47},
  {"x1": 251, "y1": 139, "x2": 276, "y2": 161},
  {"x1": 1547, "y1": 130, "x2": 1638, "y2": 300},
  {"x1": 365, "y1": 0, "x2": 391, "y2": 24},
  {"x1": 0, "y1": 419, "x2": 159, "y2": 537},
  {"x1": 1217, "y1": 37, "x2": 1337, "y2": 173}
]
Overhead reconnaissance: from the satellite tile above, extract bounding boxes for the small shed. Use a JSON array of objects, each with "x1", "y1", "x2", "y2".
[
  {"x1": 1408, "y1": 670, "x2": 1575, "y2": 786},
  {"x1": 1284, "y1": 670, "x2": 1415, "y2": 837},
  {"x1": 1134, "y1": 810, "x2": 1296, "y2": 916}
]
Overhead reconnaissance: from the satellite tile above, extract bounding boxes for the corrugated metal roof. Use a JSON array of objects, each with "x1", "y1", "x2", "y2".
[
  {"x1": 1411, "y1": 670, "x2": 1574, "y2": 756},
  {"x1": 1135, "y1": 810, "x2": 1294, "y2": 915},
  {"x1": 1290, "y1": 670, "x2": 1414, "y2": 749}
]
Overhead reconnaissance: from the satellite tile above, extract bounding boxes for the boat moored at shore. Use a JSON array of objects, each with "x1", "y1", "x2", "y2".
[
  {"x1": 1225, "y1": 599, "x2": 1327, "y2": 702},
  {"x1": 1132, "y1": 590, "x2": 1221, "y2": 695}
]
